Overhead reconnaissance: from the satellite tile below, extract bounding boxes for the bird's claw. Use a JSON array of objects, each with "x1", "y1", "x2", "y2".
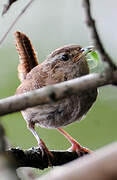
[
  {"x1": 67, "y1": 142, "x2": 92, "y2": 156},
  {"x1": 38, "y1": 139, "x2": 54, "y2": 166}
]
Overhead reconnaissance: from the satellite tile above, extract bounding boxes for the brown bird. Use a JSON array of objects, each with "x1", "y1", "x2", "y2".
[{"x1": 14, "y1": 31, "x2": 97, "y2": 156}]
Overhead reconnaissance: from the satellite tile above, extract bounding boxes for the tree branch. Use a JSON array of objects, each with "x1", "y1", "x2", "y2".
[
  {"x1": 0, "y1": 0, "x2": 35, "y2": 46},
  {"x1": 83, "y1": 0, "x2": 117, "y2": 70},
  {"x1": 6, "y1": 147, "x2": 87, "y2": 170},
  {"x1": 0, "y1": 71, "x2": 117, "y2": 116},
  {"x1": 2, "y1": 0, "x2": 18, "y2": 15},
  {"x1": 37, "y1": 142, "x2": 117, "y2": 180},
  {"x1": 0, "y1": 124, "x2": 20, "y2": 180}
]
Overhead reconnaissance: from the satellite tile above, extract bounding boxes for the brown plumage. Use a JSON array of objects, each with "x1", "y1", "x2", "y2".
[
  {"x1": 14, "y1": 31, "x2": 38, "y2": 82},
  {"x1": 14, "y1": 31, "x2": 97, "y2": 156}
]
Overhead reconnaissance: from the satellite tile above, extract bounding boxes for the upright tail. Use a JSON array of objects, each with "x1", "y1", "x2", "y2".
[{"x1": 14, "y1": 31, "x2": 39, "y2": 82}]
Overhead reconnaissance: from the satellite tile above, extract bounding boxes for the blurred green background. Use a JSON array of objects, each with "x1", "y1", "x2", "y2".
[{"x1": 0, "y1": 0, "x2": 117, "y2": 158}]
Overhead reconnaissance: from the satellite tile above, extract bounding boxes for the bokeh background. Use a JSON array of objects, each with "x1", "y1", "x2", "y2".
[{"x1": 0, "y1": 0, "x2": 117, "y2": 170}]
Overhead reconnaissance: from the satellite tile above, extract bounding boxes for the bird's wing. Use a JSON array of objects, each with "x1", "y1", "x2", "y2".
[
  {"x1": 16, "y1": 62, "x2": 65, "y2": 95},
  {"x1": 16, "y1": 64, "x2": 49, "y2": 94}
]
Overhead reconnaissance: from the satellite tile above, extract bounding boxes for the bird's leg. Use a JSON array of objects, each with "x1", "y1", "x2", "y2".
[
  {"x1": 57, "y1": 128, "x2": 92, "y2": 155},
  {"x1": 27, "y1": 122, "x2": 53, "y2": 157}
]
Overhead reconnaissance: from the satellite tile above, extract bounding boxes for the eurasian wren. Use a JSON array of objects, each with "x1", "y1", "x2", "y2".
[{"x1": 14, "y1": 31, "x2": 97, "y2": 155}]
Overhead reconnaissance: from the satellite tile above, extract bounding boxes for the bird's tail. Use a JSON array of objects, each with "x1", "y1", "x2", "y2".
[{"x1": 14, "y1": 31, "x2": 39, "y2": 82}]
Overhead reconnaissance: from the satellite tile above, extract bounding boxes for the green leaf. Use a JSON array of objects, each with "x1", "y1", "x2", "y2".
[
  {"x1": 89, "y1": 51, "x2": 99, "y2": 62},
  {"x1": 86, "y1": 51, "x2": 99, "y2": 69}
]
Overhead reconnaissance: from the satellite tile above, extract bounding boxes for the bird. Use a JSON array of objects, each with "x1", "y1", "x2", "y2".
[{"x1": 14, "y1": 31, "x2": 97, "y2": 156}]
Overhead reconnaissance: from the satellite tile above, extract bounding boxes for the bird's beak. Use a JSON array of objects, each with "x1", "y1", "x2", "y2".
[
  {"x1": 80, "y1": 46, "x2": 94, "y2": 56},
  {"x1": 73, "y1": 46, "x2": 94, "y2": 62}
]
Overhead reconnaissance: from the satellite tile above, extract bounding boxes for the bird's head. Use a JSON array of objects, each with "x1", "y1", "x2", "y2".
[{"x1": 46, "y1": 45, "x2": 93, "y2": 81}]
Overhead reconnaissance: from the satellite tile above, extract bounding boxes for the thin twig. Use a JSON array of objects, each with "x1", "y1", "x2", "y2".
[
  {"x1": 0, "y1": 71, "x2": 117, "y2": 116},
  {"x1": 2, "y1": 0, "x2": 18, "y2": 15},
  {"x1": 0, "y1": 0, "x2": 35, "y2": 46},
  {"x1": 83, "y1": 0, "x2": 117, "y2": 70},
  {"x1": 6, "y1": 147, "x2": 87, "y2": 170}
]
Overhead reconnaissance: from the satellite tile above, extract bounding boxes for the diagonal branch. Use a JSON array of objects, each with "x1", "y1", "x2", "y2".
[
  {"x1": 83, "y1": 0, "x2": 117, "y2": 70},
  {"x1": 0, "y1": 0, "x2": 35, "y2": 46},
  {"x1": 0, "y1": 71, "x2": 117, "y2": 116},
  {"x1": 38, "y1": 142, "x2": 117, "y2": 180}
]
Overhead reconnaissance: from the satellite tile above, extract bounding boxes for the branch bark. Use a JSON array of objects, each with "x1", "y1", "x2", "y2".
[
  {"x1": 38, "y1": 142, "x2": 117, "y2": 180},
  {"x1": 6, "y1": 147, "x2": 87, "y2": 170},
  {"x1": 0, "y1": 124, "x2": 20, "y2": 180},
  {"x1": 0, "y1": 71, "x2": 117, "y2": 116},
  {"x1": 0, "y1": 0, "x2": 35, "y2": 45},
  {"x1": 83, "y1": 0, "x2": 117, "y2": 70}
]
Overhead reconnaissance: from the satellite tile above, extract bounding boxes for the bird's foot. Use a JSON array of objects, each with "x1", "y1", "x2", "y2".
[
  {"x1": 38, "y1": 139, "x2": 54, "y2": 166},
  {"x1": 57, "y1": 128, "x2": 92, "y2": 156},
  {"x1": 39, "y1": 138, "x2": 53, "y2": 157},
  {"x1": 27, "y1": 122, "x2": 53, "y2": 164},
  {"x1": 67, "y1": 139, "x2": 92, "y2": 156}
]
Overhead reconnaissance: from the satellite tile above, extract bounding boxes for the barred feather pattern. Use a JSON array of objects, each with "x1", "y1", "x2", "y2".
[{"x1": 14, "y1": 31, "x2": 39, "y2": 82}]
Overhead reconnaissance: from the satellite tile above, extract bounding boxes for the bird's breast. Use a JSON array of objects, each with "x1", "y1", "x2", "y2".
[{"x1": 22, "y1": 89, "x2": 97, "y2": 129}]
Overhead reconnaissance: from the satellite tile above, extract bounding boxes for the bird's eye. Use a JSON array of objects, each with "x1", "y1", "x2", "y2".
[{"x1": 61, "y1": 54, "x2": 69, "y2": 61}]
